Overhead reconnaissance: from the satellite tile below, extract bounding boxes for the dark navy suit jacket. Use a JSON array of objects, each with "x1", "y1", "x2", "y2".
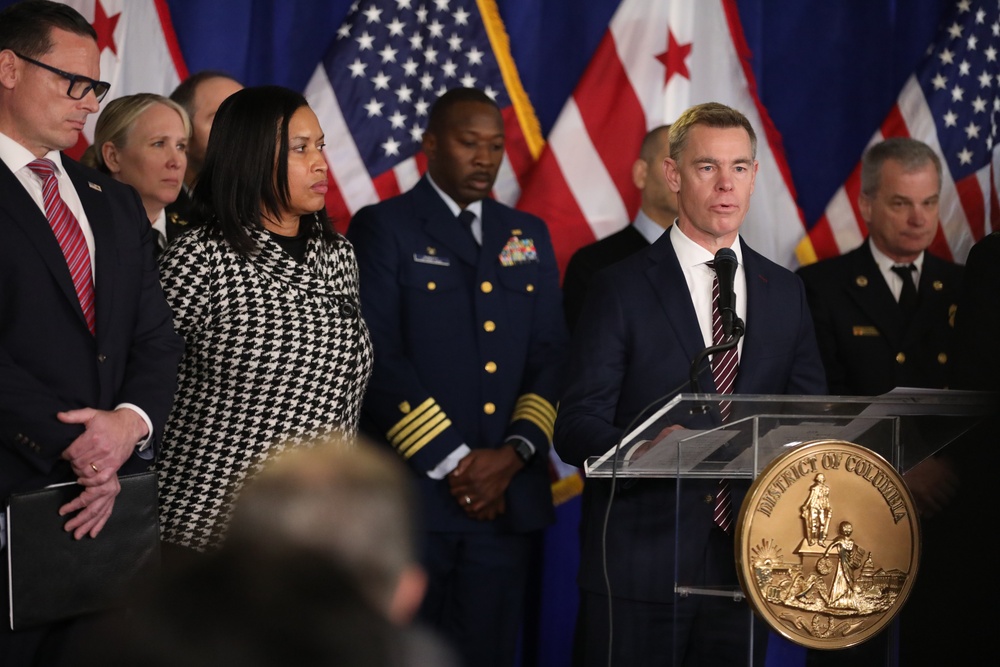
[
  {"x1": 348, "y1": 177, "x2": 567, "y2": 534},
  {"x1": 0, "y1": 156, "x2": 183, "y2": 503},
  {"x1": 562, "y1": 223, "x2": 650, "y2": 332},
  {"x1": 554, "y1": 225, "x2": 827, "y2": 603}
]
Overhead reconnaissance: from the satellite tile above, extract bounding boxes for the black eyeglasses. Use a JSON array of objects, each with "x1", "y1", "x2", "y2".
[{"x1": 14, "y1": 52, "x2": 111, "y2": 102}]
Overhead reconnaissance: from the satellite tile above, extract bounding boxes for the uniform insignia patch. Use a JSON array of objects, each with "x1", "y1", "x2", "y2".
[
  {"x1": 413, "y1": 253, "x2": 450, "y2": 267},
  {"x1": 498, "y1": 236, "x2": 538, "y2": 267}
]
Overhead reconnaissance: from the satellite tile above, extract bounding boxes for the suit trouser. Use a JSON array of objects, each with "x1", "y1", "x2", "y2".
[
  {"x1": 419, "y1": 530, "x2": 532, "y2": 667},
  {"x1": 572, "y1": 523, "x2": 766, "y2": 667}
]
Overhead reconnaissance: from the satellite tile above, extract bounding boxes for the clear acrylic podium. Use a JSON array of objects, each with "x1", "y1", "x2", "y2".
[{"x1": 582, "y1": 390, "x2": 996, "y2": 665}]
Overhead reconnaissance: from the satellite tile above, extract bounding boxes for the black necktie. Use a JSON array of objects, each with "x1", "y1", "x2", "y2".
[
  {"x1": 891, "y1": 264, "x2": 917, "y2": 324},
  {"x1": 458, "y1": 209, "x2": 477, "y2": 241},
  {"x1": 457, "y1": 209, "x2": 479, "y2": 258}
]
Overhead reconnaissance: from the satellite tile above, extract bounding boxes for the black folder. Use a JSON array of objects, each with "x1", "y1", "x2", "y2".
[{"x1": 5, "y1": 470, "x2": 160, "y2": 630}]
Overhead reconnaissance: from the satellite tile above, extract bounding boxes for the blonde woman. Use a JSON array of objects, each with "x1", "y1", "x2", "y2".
[{"x1": 84, "y1": 93, "x2": 190, "y2": 253}]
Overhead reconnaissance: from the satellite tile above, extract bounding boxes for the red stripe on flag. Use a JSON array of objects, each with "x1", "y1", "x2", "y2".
[
  {"x1": 928, "y1": 225, "x2": 954, "y2": 261},
  {"x1": 518, "y1": 150, "x2": 596, "y2": 275},
  {"x1": 843, "y1": 165, "x2": 866, "y2": 240},
  {"x1": 502, "y1": 106, "x2": 533, "y2": 189},
  {"x1": 807, "y1": 215, "x2": 841, "y2": 261},
  {"x1": 571, "y1": 31, "x2": 645, "y2": 210},
  {"x1": 991, "y1": 162, "x2": 1000, "y2": 232},
  {"x1": 372, "y1": 170, "x2": 402, "y2": 203},
  {"x1": 413, "y1": 150, "x2": 428, "y2": 177},
  {"x1": 325, "y1": 172, "x2": 352, "y2": 235},
  {"x1": 721, "y1": 0, "x2": 806, "y2": 230},
  {"x1": 954, "y1": 172, "x2": 986, "y2": 242},
  {"x1": 153, "y1": 0, "x2": 189, "y2": 80},
  {"x1": 880, "y1": 104, "x2": 909, "y2": 138}
]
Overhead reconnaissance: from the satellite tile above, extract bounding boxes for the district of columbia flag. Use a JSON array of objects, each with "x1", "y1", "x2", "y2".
[
  {"x1": 61, "y1": 0, "x2": 188, "y2": 158},
  {"x1": 516, "y1": 0, "x2": 807, "y2": 272}
]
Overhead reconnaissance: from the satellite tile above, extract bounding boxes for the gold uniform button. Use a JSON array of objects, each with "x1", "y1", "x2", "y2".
[
  {"x1": 896, "y1": 352, "x2": 906, "y2": 364},
  {"x1": 483, "y1": 402, "x2": 496, "y2": 415},
  {"x1": 485, "y1": 361, "x2": 497, "y2": 373},
  {"x1": 483, "y1": 320, "x2": 496, "y2": 332},
  {"x1": 932, "y1": 280, "x2": 944, "y2": 291},
  {"x1": 427, "y1": 281, "x2": 437, "y2": 291},
  {"x1": 937, "y1": 352, "x2": 948, "y2": 364},
  {"x1": 526, "y1": 283, "x2": 535, "y2": 292},
  {"x1": 481, "y1": 281, "x2": 493, "y2": 293},
  {"x1": 703, "y1": 495, "x2": 714, "y2": 505}
]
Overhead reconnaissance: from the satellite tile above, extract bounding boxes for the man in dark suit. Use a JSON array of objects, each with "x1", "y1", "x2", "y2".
[
  {"x1": 562, "y1": 124, "x2": 676, "y2": 332},
  {"x1": 554, "y1": 102, "x2": 826, "y2": 666},
  {"x1": 348, "y1": 88, "x2": 568, "y2": 667},
  {"x1": 165, "y1": 70, "x2": 243, "y2": 233},
  {"x1": 796, "y1": 138, "x2": 964, "y2": 665},
  {"x1": 795, "y1": 137, "x2": 962, "y2": 396},
  {"x1": 0, "y1": 2, "x2": 184, "y2": 664}
]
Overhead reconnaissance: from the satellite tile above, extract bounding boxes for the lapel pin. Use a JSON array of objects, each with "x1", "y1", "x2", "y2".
[
  {"x1": 932, "y1": 280, "x2": 943, "y2": 291},
  {"x1": 855, "y1": 275, "x2": 868, "y2": 287},
  {"x1": 88, "y1": 182, "x2": 102, "y2": 192}
]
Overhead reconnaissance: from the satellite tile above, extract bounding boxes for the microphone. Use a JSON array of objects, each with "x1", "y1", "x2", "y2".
[
  {"x1": 688, "y1": 248, "x2": 745, "y2": 395},
  {"x1": 713, "y1": 248, "x2": 742, "y2": 338}
]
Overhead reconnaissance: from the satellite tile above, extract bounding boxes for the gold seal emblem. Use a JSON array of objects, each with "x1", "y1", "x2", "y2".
[{"x1": 735, "y1": 440, "x2": 919, "y2": 650}]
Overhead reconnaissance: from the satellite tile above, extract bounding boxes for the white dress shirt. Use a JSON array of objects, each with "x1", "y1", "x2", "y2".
[{"x1": 670, "y1": 224, "x2": 747, "y2": 360}]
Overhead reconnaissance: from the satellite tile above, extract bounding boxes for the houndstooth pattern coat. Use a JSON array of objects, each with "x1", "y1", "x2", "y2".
[{"x1": 156, "y1": 224, "x2": 373, "y2": 551}]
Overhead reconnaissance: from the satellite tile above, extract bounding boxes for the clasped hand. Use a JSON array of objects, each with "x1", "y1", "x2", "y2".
[
  {"x1": 447, "y1": 446, "x2": 524, "y2": 521},
  {"x1": 57, "y1": 407, "x2": 148, "y2": 539}
]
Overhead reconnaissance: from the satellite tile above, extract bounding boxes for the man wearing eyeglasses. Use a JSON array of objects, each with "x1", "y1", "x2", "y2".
[{"x1": 0, "y1": 2, "x2": 183, "y2": 664}]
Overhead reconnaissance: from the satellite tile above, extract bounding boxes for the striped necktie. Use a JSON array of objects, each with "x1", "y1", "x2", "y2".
[
  {"x1": 709, "y1": 261, "x2": 739, "y2": 533},
  {"x1": 28, "y1": 159, "x2": 95, "y2": 335}
]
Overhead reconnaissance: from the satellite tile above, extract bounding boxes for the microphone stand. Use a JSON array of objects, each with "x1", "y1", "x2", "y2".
[{"x1": 688, "y1": 318, "x2": 745, "y2": 414}]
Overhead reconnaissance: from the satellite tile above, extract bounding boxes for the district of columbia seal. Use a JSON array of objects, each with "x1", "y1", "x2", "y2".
[{"x1": 734, "y1": 440, "x2": 920, "y2": 650}]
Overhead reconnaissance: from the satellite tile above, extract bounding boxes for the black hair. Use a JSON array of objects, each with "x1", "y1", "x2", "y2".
[
  {"x1": 0, "y1": 0, "x2": 97, "y2": 57},
  {"x1": 425, "y1": 87, "x2": 499, "y2": 137},
  {"x1": 191, "y1": 85, "x2": 336, "y2": 256}
]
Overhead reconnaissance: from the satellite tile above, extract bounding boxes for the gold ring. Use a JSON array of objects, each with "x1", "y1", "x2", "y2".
[
  {"x1": 90, "y1": 462, "x2": 100, "y2": 473},
  {"x1": 464, "y1": 495, "x2": 472, "y2": 506}
]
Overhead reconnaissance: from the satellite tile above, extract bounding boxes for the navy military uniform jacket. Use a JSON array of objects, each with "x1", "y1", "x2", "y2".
[
  {"x1": 348, "y1": 177, "x2": 567, "y2": 534},
  {"x1": 796, "y1": 241, "x2": 963, "y2": 395}
]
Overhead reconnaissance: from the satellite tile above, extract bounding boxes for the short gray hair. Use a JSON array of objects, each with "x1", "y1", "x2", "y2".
[{"x1": 860, "y1": 137, "x2": 942, "y2": 197}]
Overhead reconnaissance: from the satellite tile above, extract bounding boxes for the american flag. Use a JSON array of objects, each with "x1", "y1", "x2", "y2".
[
  {"x1": 303, "y1": 0, "x2": 542, "y2": 232},
  {"x1": 803, "y1": 0, "x2": 1000, "y2": 265},
  {"x1": 515, "y1": 0, "x2": 808, "y2": 271}
]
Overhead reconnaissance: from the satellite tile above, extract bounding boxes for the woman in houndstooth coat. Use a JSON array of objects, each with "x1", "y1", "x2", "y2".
[{"x1": 156, "y1": 86, "x2": 373, "y2": 552}]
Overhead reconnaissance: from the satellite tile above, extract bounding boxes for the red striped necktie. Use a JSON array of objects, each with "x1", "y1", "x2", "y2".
[
  {"x1": 28, "y1": 158, "x2": 95, "y2": 335},
  {"x1": 709, "y1": 262, "x2": 739, "y2": 533}
]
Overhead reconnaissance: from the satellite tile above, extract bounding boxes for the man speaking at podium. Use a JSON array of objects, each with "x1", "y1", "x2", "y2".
[{"x1": 554, "y1": 102, "x2": 826, "y2": 667}]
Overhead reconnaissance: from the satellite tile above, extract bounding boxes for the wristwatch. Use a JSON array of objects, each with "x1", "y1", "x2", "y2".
[{"x1": 509, "y1": 439, "x2": 534, "y2": 464}]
